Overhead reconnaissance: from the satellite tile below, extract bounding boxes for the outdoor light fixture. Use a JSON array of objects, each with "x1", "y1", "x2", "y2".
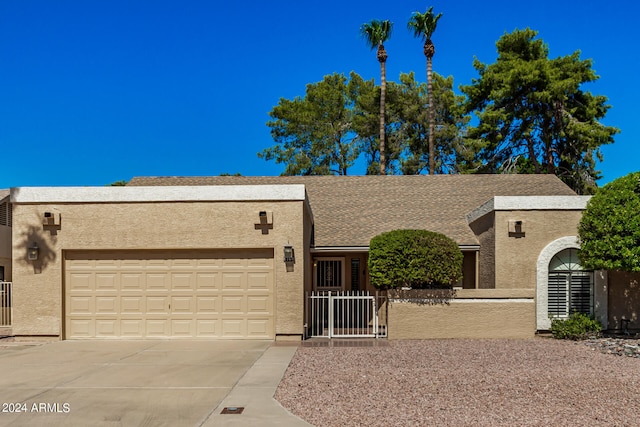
[
  {"x1": 284, "y1": 245, "x2": 295, "y2": 263},
  {"x1": 27, "y1": 243, "x2": 39, "y2": 261}
]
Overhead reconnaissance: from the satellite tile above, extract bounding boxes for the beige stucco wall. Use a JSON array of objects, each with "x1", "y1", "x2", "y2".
[
  {"x1": 607, "y1": 271, "x2": 640, "y2": 331},
  {"x1": 387, "y1": 289, "x2": 536, "y2": 339},
  {"x1": 493, "y1": 210, "x2": 584, "y2": 290},
  {"x1": 11, "y1": 200, "x2": 308, "y2": 338}
]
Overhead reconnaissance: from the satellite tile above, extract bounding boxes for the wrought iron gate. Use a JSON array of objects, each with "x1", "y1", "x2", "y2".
[{"x1": 305, "y1": 290, "x2": 387, "y2": 338}]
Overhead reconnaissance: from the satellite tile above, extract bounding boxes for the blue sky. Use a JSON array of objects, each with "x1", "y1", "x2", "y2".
[{"x1": 1, "y1": 1, "x2": 638, "y2": 188}]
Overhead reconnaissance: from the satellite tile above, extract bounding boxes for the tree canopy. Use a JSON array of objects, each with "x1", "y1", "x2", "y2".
[
  {"x1": 259, "y1": 71, "x2": 467, "y2": 176},
  {"x1": 578, "y1": 171, "x2": 640, "y2": 272},
  {"x1": 259, "y1": 27, "x2": 618, "y2": 190},
  {"x1": 258, "y1": 72, "x2": 373, "y2": 175},
  {"x1": 387, "y1": 72, "x2": 469, "y2": 174},
  {"x1": 461, "y1": 28, "x2": 618, "y2": 194}
]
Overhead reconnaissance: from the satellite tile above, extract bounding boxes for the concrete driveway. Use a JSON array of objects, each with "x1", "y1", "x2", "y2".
[{"x1": 0, "y1": 340, "x2": 273, "y2": 426}]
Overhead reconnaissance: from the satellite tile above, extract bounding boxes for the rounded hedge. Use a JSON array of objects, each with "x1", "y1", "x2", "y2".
[
  {"x1": 368, "y1": 229, "x2": 463, "y2": 290},
  {"x1": 578, "y1": 171, "x2": 640, "y2": 272}
]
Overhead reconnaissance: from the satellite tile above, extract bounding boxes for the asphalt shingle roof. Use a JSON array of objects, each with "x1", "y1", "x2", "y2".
[{"x1": 128, "y1": 175, "x2": 577, "y2": 247}]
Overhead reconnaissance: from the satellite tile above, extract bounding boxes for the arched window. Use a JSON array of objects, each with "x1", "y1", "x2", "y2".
[{"x1": 548, "y1": 248, "x2": 593, "y2": 318}]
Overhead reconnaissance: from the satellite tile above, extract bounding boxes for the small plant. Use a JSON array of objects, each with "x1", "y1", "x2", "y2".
[{"x1": 550, "y1": 313, "x2": 602, "y2": 340}]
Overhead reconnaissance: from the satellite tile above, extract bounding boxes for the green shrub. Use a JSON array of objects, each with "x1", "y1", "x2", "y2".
[
  {"x1": 578, "y1": 171, "x2": 640, "y2": 272},
  {"x1": 550, "y1": 313, "x2": 602, "y2": 340},
  {"x1": 368, "y1": 229, "x2": 463, "y2": 290}
]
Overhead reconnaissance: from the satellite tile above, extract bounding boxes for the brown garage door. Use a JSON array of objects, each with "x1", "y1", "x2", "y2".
[{"x1": 64, "y1": 249, "x2": 274, "y2": 339}]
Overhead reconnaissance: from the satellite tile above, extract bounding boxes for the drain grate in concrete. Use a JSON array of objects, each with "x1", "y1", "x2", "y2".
[{"x1": 221, "y1": 407, "x2": 244, "y2": 415}]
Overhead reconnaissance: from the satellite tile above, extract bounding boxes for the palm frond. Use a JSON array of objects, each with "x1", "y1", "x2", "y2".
[
  {"x1": 407, "y1": 6, "x2": 442, "y2": 41},
  {"x1": 360, "y1": 19, "x2": 393, "y2": 50}
]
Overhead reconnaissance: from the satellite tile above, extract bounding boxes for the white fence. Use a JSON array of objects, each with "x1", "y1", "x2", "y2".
[
  {"x1": 0, "y1": 282, "x2": 11, "y2": 326},
  {"x1": 306, "y1": 290, "x2": 387, "y2": 338}
]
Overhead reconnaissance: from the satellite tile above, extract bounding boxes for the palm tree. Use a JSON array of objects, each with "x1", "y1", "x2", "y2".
[
  {"x1": 408, "y1": 7, "x2": 442, "y2": 175},
  {"x1": 360, "y1": 19, "x2": 393, "y2": 175}
]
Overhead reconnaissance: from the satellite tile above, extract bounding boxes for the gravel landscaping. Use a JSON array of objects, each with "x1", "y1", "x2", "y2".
[{"x1": 275, "y1": 338, "x2": 640, "y2": 426}]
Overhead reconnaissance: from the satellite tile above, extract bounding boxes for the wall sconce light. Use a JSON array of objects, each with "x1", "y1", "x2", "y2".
[
  {"x1": 284, "y1": 245, "x2": 295, "y2": 263},
  {"x1": 28, "y1": 243, "x2": 39, "y2": 261}
]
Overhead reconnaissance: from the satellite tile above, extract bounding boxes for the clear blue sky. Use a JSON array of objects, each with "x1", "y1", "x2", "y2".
[{"x1": 1, "y1": 1, "x2": 638, "y2": 188}]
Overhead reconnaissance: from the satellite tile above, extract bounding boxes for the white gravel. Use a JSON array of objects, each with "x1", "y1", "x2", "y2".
[{"x1": 275, "y1": 338, "x2": 640, "y2": 426}]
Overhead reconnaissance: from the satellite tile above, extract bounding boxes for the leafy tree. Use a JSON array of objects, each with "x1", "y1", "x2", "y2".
[
  {"x1": 349, "y1": 73, "x2": 385, "y2": 174},
  {"x1": 369, "y1": 229, "x2": 462, "y2": 289},
  {"x1": 461, "y1": 28, "x2": 619, "y2": 194},
  {"x1": 578, "y1": 171, "x2": 640, "y2": 272},
  {"x1": 258, "y1": 72, "x2": 373, "y2": 175},
  {"x1": 408, "y1": 6, "x2": 442, "y2": 175},
  {"x1": 360, "y1": 19, "x2": 393, "y2": 175},
  {"x1": 387, "y1": 72, "x2": 469, "y2": 174},
  {"x1": 108, "y1": 180, "x2": 128, "y2": 186}
]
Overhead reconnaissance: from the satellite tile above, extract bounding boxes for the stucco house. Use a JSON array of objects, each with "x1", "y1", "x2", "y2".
[{"x1": 5, "y1": 175, "x2": 639, "y2": 341}]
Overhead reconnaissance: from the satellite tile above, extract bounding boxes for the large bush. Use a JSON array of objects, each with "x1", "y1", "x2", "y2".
[
  {"x1": 368, "y1": 229, "x2": 463, "y2": 290},
  {"x1": 578, "y1": 171, "x2": 640, "y2": 272},
  {"x1": 550, "y1": 313, "x2": 602, "y2": 340}
]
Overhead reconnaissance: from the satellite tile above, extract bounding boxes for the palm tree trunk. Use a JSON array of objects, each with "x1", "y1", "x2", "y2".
[
  {"x1": 379, "y1": 52, "x2": 387, "y2": 175},
  {"x1": 427, "y1": 55, "x2": 435, "y2": 175}
]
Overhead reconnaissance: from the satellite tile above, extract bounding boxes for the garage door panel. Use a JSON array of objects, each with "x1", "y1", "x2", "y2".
[
  {"x1": 68, "y1": 319, "x2": 94, "y2": 338},
  {"x1": 247, "y1": 296, "x2": 271, "y2": 314},
  {"x1": 247, "y1": 257, "x2": 272, "y2": 267},
  {"x1": 196, "y1": 320, "x2": 219, "y2": 337},
  {"x1": 146, "y1": 319, "x2": 170, "y2": 337},
  {"x1": 96, "y1": 320, "x2": 118, "y2": 337},
  {"x1": 171, "y1": 320, "x2": 194, "y2": 336},
  {"x1": 196, "y1": 296, "x2": 219, "y2": 314},
  {"x1": 65, "y1": 250, "x2": 274, "y2": 339},
  {"x1": 247, "y1": 319, "x2": 270, "y2": 337},
  {"x1": 247, "y1": 272, "x2": 271, "y2": 289},
  {"x1": 196, "y1": 273, "x2": 219, "y2": 290},
  {"x1": 69, "y1": 273, "x2": 93, "y2": 291},
  {"x1": 171, "y1": 272, "x2": 195, "y2": 290},
  {"x1": 221, "y1": 296, "x2": 244, "y2": 313},
  {"x1": 95, "y1": 296, "x2": 118, "y2": 314},
  {"x1": 221, "y1": 319, "x2": 244, "y2": 337},
  {"x1": 121, "y1": 273, "x2": 144, "y2": 290},
  {"x1": 96, "y1": 273, "x2": 118, "y2": 290},
  {"x1": 146, "y1": 273, "x2": 171, "y2": 290},
  {"x1": 171, "y1": 296, "x2": 194, "y2": 314},
  {"x1": 146, "y1": 297, "x2": 169, "y2": 314},
  {"x1": 121, "y1": 296, "x2": 145, "y2": 314},
  {"x1": 121, "y1": 259, "x2": 146, "y2": 269},
  {"x1": 221, "y1": 273, "x2": 244, "y2": 289},
  {"x1": 120, "y1": 320, "x2": 144, "y2": 337},
  {"x1": 95, "y1": 259, "x2": 119, "y2": 268},
  {"x1": 68, "y1": 295, "x2": 93, "y2": 314},
  {"x1": 222, "y1": 258, "x2": 243, "y2": 267}
]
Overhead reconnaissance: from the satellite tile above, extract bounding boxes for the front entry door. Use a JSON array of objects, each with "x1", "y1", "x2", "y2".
[{"x1": 314, "y1": 258, "x2": 344, "y2": 291}]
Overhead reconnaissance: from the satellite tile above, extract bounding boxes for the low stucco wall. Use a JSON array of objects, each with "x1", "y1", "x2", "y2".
[{"x1": 387, "y1": 289, "x2": 536, "y2": 339}]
